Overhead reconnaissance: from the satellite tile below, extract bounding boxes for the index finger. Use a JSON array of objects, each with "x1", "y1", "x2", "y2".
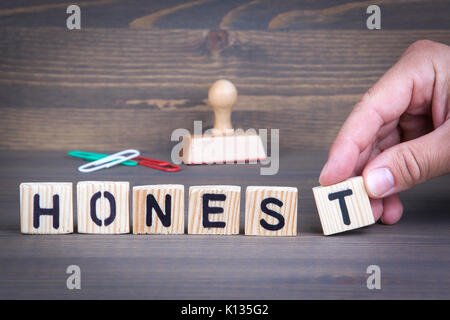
[{"x1": 318, "y1": 41, "x2": 436, "y2": 186}]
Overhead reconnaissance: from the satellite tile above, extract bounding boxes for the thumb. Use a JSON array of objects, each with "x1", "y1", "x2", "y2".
[{"x1": 363, "y1": 121, "x2": 450, "y2": 198}]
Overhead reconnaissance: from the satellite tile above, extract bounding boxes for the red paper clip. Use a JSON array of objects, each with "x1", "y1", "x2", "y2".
[{"x1": 132, "y1": 156, "x2": 180, "y2": 172}]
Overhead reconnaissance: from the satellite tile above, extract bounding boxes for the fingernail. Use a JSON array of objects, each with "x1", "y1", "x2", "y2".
[{"x1": 366, "y1": 168, "x2": 395, "y2": 197}]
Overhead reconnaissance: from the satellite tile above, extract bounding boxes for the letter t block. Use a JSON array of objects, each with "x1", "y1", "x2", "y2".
[{"x1": 312, "y1": 176, "x2": 375, "y2": 235}]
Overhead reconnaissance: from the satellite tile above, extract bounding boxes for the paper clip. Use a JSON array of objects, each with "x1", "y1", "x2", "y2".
[
  {"x1": 133, "y1": 156, "x2": 180, "y2": 172},
  {"x1": 77, "y1": 149, "x2": 140, "y2": 173},
  {"x1": 68, "y1": 151, "x2": 138, "y2": 167}
]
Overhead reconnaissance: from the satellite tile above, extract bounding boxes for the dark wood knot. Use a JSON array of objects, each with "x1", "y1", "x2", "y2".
[{"x1": 204, "y1": 29, "x2": 229, "y2": 55}]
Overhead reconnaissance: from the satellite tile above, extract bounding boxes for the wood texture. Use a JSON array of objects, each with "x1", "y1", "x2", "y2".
[
  {"x1": 20, "y1": 182, "x2": 73, "y2": 234},
  {"x1": 133, "y1": 184, "x2": 184, "y2": 234},
  {"x1": 188, "y1": 185, "x2": 241, "y2": 235},
  {"x1": 0, "y1": 1, "x2": 448, "y2": 152},
  {"x1": 245, "y1": 186, "x2": 297, "y2": 236},
  {"x1": 0, "y1": 28, "x2": 448, "y2": 152},
  {"x1": 313, "y1": 176, "x2": 374, "y2": 235},
  {"x1": 1, "y1": 151, "x2": 450, "y2": 299},
  {"x1": 1, "y1": 0, "x2": 449, "y2": 300},
  {"x1": 0, "y1": 0, "x2": 448, "y2": 30},
  {"x1": 77, "y1": 181, "x2": 130, "y2": 234}
]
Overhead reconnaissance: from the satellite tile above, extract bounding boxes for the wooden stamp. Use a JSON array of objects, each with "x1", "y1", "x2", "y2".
[
  {"x1": 77, "y1": 181, "x2": 130, "y2": 234},
  {"x1": 245, "y1": 186, "x2": 298, "y2": 236},
  {"x1": 312, "y1": 176, "x2": 375, "y2": 235},
  {"x1": 133, "y1": 184, "x2": 184, "y2": 234},
  {"x1": 20, "y1": 182, "x2": 73, "y2": 234},
  {"x1": 182, "y1": 80, "x2": 266, "y2": 164},
  {"x1": 188, "y1": 185, "x2": 241, "y2": 235}
]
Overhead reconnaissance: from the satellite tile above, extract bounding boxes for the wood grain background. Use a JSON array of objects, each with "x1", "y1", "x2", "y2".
[
  {"x1": 0, "y1": 0, "x2": 448, "y2": 152},
  {"x1": 0, "y1": 0, "x2": 449, "y2": 300}
]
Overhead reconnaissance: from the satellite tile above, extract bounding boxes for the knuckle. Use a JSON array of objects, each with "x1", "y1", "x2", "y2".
[
  {"x1": 355, "y1": 87, "x2": 377, "y2": 111},
  {"x1": 406, "y1": 39, "x2": 436, "y2": 54},
  {"x1": 364, "y1": 86, "x2": 377, "y2": 101},
  {"x1": 401, "y1": 40, "x2": 438, "y2": 66},
  {"x1": 393, "y1": 144, "x2": 427, "y2": 186}
]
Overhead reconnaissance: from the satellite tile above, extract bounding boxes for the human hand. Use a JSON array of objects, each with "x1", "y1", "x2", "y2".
[{"x1": 319, "y1": 40, "x2": 450, "y2": 224}]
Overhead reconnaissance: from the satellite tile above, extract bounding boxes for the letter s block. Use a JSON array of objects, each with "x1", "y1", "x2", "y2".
[
  {"x1": 312, "y1": 176, "x2": 375, "y2": 235},
  {"x1": 188, "y1": 185, "x2": 240, "y2": 235},
  {"x1": 20, "y1": 182, "x2": 73, "y2": 234},
  {"x1": 245, "y1": 186, "x2": 298, "y2": 236},
  {"x1": 133, "y1": 184, "x2": 184, "y2": 234},
  {"x1": 77, "y1": 181, "x2": 129, "y2": 234}
]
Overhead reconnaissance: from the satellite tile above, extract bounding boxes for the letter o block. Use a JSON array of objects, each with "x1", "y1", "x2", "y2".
[
  {"x1": 312, "y1": 176, "x2": 375, "y2": 235},
  {"x1": 20, "y1": 182, "x2": 73, "y2": 234},
  {"x1": 77, "y1": 181, "x2": 129, "y2": 234},
  {"x1": 133, "y1": 184, "x2": 184, "y2": 234},
  {"x1": 245, "y1": 186, "x2": 298, "y2": 236},
  {"x1": 188, "y1": 185, "x2": 240, "y2": 235}
]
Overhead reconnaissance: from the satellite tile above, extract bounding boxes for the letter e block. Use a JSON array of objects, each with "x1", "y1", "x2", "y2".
[
  {"x1": 188, "y1": 185, "x2": 240, "y2": 235},
  {"x1": 245, "y1": 186, "x2": 298, "y2": 236},
  {"x1": 20, "y1": 182, "x2": 73, "y2": 234},
  {"x1": 133, "y1": 184, "x2": 184, "y2": 234},
  {"x1": 77, "y1": 181, "x2": 129, "y2": 234},
  {"x1": 312, "y1": 176, "x2": 375, "y2": 235}
]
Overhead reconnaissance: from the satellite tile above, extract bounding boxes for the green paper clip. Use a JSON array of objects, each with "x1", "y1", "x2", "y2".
[{"x1": 68, "y1": 151, "x2": 138, "y2": 166}]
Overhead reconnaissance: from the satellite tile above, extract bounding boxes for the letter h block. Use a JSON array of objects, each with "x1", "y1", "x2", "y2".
[
  {"x1": 188, "y1": 185, "x2": 240, "y2": 235},
  {"x1": 133, "y1": 184, "x2": 184, "y2": 234},
  {"x1": 312, "y1": 176, "x2": 375, "y2": 235},
  {"x1": 77, "y1": 181, "x2": 129, "y2": 234},
  {"x1": 245, "y1": 186, "x2": 298, "y2": 236},
  {"x1": 20, "y1": 182, "x2": 73, "y2": 234}
]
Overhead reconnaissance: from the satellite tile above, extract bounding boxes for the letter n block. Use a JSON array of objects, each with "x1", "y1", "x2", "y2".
[
  {"x1": 77, "y1": 181, "x2": 129, "y2": 234},
  {"x1": 245, "y1": 186, "x2": 298, "y2": 236},
  {"x1": 188, "y1": 185, "x2": 240, "y2": 235},
  {"x1": 20, "y1": 182, "x2": 73, "y2": 234},
  {"x1": 312, "y1": 176, "x2": 375, "y2": 235},
  {"x1": 133, "y1": 184, "x2": 184, "y2": 234}
]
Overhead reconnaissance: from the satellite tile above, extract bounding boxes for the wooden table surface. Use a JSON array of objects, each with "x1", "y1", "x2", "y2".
[
  {"x1": 0, "y1": 0, "x2": 449, "y2": 299},
  {"x1": 0, "y1": 150, "x2": 449, "y2": 299}
]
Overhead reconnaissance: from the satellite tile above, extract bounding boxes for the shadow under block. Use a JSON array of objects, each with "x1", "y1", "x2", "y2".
[
  {"x1": 182, "y1": 132, "x2": 267, "y2": 164},
  {"x1": 245, "y1": 186, "x2": 298, "y2": 236},
  {"x1": 133, "y1": 184, "x2": 184, "y2": 234},
  {"x1": 188, "y1": 185, "x2": 241, "y2": 235},
  {"x1": 20, "y1": 182, "x2": 73, "y2": 234},
  {"x1": 312, "y1": 176, "x2": 375, "y2": 236},
  {"x1": 77, "y1": 181, "x2": 130, "y2": 234}
]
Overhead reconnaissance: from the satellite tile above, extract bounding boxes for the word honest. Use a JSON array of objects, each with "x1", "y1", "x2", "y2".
[{"x1": 20, "y1": 177, "x2": 374, "y2": 236}]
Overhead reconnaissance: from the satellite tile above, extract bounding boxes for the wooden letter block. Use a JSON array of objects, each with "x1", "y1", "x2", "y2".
[
  {"x1": 188, "y1": 185, "x2": 240, "y2": 235},
  {"x1": 312, "y1": 176, "x2": 375, "y2": 235},
  {"x1": 133, "y1": 184, "x2": 184, "y2": 234},
  {"x1": 245, "y1": 186, "x2": 298, "y2": 236},
  {"x1": 77, "y1": 181, "x2": 129, "y2": 234},
  {"x1": 20, "y1": 182, "x2": 73, "y2": 234}
]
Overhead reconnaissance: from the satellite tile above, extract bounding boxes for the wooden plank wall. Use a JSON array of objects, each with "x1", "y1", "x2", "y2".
[{"x1": 0, "y1": 0, "x2": 448, "y2": 151}]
